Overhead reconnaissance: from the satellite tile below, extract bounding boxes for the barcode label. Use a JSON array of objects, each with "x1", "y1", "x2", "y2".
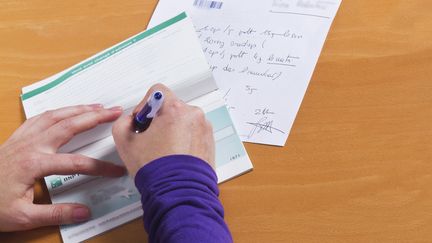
[{"x1": 193, "y1": 0, "x2": 223, "y2": 9}]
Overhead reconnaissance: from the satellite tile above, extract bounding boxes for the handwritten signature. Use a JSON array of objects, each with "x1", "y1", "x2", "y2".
[{"x1": 244, "y1": 117, "x2": 285, "y2": 139}]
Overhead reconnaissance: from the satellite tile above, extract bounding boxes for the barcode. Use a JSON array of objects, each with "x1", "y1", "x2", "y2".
[{"x1": 193, "y1": 0, "x2": 223, "y2": 9}]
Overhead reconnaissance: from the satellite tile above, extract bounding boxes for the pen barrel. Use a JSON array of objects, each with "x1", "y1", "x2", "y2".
[
  {"x1": 133, "y1": 116, "x2": 153, "y2": 133},
  {"x1": 135, "y1": 103, "x2": 151, "y2": 122},
  {"x1": 133, "y1": 103, "x2": 153, "y2": 133}
]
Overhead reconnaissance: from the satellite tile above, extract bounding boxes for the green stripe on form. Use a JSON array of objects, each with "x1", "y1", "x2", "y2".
[{"x1": 21, "y1": 12, "x2": 187, "y2": 101}]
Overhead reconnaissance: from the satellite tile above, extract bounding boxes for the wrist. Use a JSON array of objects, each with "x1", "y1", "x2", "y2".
[{"x1": 134, "y1": 155, "x2": 218, "y2": 195}]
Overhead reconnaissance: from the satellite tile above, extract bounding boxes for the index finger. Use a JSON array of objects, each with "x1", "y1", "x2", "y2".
[
  {"x1": 11, "y1": 104, "x2": 103, "y2": 140},
  {"x1": 40, "y1": 107, "x2": 123, "y2": 150}
]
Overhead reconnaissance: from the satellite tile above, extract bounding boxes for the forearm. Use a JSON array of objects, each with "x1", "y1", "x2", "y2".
[{"x1": 134, "y1": 155, "x2": 232, "y2": 243}]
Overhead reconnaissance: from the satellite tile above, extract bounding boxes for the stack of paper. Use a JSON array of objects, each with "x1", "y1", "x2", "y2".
[{"x1": 21, "y1": 13, "x2": 252, "y2": 243}]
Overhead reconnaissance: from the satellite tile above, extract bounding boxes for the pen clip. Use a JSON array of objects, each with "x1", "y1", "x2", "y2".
[{"x1": 146, "y1": 92, "x2": 164, "y2": 118}]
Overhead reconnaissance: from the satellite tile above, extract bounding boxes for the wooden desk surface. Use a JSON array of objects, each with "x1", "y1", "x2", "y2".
[{"x1": 1, "y1": 1, "x2": 431, "y2": 242}]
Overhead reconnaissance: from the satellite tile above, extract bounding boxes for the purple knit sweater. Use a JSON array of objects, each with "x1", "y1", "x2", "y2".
[{"x1": 134, "y1": 155, "x2": 233, "y2": 243}]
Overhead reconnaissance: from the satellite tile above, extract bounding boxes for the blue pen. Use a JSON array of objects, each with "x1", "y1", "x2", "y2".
[{"x1": 133, "y1": 91, "x2": 164, "y2": 133}]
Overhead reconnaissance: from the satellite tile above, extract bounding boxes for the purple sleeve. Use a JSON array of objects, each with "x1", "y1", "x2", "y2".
[{"x1": 134, "y1": 155, "x2": 233, "y2": 243}]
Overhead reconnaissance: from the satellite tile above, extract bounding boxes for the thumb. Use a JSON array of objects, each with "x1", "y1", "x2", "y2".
[
  {"x1": 25, "y1": 203, "x2": 91, "y2": 228},
  {"x1": 112, "y1": 114, "x2": 135, "y2": 142}
]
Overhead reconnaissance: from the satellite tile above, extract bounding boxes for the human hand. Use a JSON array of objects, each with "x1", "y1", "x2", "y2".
[
  {"x1": 0, "y1": 105, "x2": 126, "y2": 232},
  {"x1": 112, "y1": 84, "x2": 215, "y2": 178}
]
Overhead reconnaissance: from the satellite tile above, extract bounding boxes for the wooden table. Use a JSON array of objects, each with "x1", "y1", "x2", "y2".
[{"x1": 1, "y1": 1, "x2": 431, "y2": 242}]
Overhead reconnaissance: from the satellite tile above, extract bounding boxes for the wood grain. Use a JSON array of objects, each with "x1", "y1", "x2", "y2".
[{"x1": 1, "y1": 0, "x2": 431, "y2": 242}]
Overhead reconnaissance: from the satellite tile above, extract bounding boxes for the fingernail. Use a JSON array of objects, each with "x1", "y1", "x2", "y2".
[
  {"x1": 72, "y1": 207, "x2": 90, "y2": 222},
  {"x1": 109, "y1": 106, "x2": 123, "y2": 112},
  {"x1": 89, "y1": 104, "x2": 104, "y2": 109}
]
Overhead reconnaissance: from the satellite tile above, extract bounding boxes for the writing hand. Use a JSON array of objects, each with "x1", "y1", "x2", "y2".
[
  {"x1": 112, "y1": 84, "x2": 215, "y2": 178},
  {"x1": 0, "y1": 105, "x2": 125, "y2": 231}
]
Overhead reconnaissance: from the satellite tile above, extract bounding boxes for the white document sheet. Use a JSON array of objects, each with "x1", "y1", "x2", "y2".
[
  {"x1": 21, "y1": 13, "x2": 252, "y2": 243},
  {"x1": 149, "y1": 0, "x2": 342, "y2": 146}
]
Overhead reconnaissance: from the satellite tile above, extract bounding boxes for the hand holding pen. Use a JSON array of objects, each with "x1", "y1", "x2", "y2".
[{"x1": 112, "y1": 83, "x2": 215, "y2": 177}]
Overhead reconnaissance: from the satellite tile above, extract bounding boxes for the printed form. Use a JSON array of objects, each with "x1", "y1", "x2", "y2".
[
  {"x1": 149, "y1": 0, "x2": 342, "y2": 146},
  {"x1": 21, "y1": 13, "x2": 252, "y2": 243}
]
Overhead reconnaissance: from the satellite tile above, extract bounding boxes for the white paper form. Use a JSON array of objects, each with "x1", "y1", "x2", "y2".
[
  {"x1": 149, "y1": 0, "x2": 342, "y2": 146},
  {"x1": 21, "y1": 13, "x2": 252, "y2": 243}
]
